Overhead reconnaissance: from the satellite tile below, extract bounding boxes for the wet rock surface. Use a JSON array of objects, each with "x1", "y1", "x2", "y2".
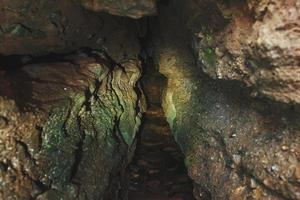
[
  {"x1": 0, "y1": 50, "x2": 145, "y2": 199},
  {"x1": 151, "y1": 0, "x2": 300, "y2": 199},
  {"x1": 0, "y1": 0, "x2": 299, "y2": 199}
]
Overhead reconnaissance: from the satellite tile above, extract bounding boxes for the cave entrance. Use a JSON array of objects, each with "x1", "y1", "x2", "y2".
[{"x1": 127, "y1": 44, "x2": 195, "y2": 199}]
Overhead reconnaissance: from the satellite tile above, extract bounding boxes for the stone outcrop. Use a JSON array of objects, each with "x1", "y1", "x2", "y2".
[
  {"x1": 0, "y1": 50, "x2": 145, "y2": 200},
  {"x1": 192, "y1": 0, "x2": 300, "y2": 104},
  {"x1": 150, "y1": 0, "x2": 300, "y2": 199}
]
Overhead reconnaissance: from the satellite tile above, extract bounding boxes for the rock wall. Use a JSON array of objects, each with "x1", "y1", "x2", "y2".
[
  {"x1": 0, "y1": 0, "x2": 141, "y2": 59},
  {"x1": 0, "y1": 0, "x2": 299, "y2": 199},
  {"x1": 0, "y1": 1, "x2": 150, "y2": 199},
  {"x1": 150, "y1": 0, "x2": 300, "y2": 199},
  {"x1": 0, "y1": 51, "x2": 145, "y2": 200},
  {"x1": 192, "y1": 0, "x2": 300, "y2": 104}
]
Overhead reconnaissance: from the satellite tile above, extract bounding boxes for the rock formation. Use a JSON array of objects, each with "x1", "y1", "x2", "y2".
[
  {"x1": 192, "y1": 0, "x2": 300, "y2": 104},
  {"x1": 0, "y1": 0, "x2": 140, "y2": 58},
  {"x1": 0, "y1": 0, "x2": 299, "y2": 199},
  {"x1": 152, "y1": 0, "x2": 300, "y2": 199},
  {"x1": 0, "y1": 50, "x2": 145, "y2": 199}
]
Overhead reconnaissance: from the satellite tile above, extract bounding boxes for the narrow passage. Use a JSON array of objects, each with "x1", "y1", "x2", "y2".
[{"x1": 127, "y1": 55, "x2": 195, "y2": 200}]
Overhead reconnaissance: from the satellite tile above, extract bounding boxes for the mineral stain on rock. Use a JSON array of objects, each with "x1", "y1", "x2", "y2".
[
  {"x1": 0, "y1": 50, "x2": 145, "y2": 199},
  {"x1": 0, "y1": 0, "x2": 299, "y2": 200}
]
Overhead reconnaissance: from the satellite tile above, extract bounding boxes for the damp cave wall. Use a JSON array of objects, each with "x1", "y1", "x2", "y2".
[{"x1": 0, "y1": 0, "x2": 299, "y2": 200}]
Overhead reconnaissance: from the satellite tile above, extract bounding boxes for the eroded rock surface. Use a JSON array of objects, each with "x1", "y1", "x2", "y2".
[
  {"x1": 0, "y1": 0, "x2": 299, "y2": 199},
  {"x1": 0, "y1": 0, "x2": 140, "y2": 59},
  {"x1": 0, "y1": 50, "x2": 145, "y2": 200},
  {"x1": 191, "y1": 0, "x2": 300, "y2": 104},
  {"x1": 150, "y1": 0, "x2": 300, "y2": 199}
]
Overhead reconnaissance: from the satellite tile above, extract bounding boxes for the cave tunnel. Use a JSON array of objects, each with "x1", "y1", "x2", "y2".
[{"x1": 0, "y1": 0, "x2": 299, "y2": 200}]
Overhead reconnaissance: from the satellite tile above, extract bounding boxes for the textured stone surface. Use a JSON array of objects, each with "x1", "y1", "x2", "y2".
[
  {"x1": 0, "y1": 51, "x2": 145, "y2": 200},
  {"x1": 191, "y1": 0, "x2": 300, "y2": 104},
  {"x1": 150, "y1": 0, "x2": 300, "y2": 199},
  {"x1": 0, "y1": 0, "x2": 299, "y2": 199},
  {"x1": 0, "y1": 0, "x2": 140, "y2": 60},
  {"x1": 80, "y1": 0, "x2": 157, "y2": 18}
]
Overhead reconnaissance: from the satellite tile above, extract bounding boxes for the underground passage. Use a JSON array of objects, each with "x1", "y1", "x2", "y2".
[
  {"x1": 127, "y1": 44, "x2": 195, "y2": 199},
  {"x1": 0, "y1": 0, "x2": 299, "y2": 200}
]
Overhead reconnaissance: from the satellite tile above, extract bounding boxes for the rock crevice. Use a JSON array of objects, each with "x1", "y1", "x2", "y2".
[{"x1": 0, "y1": 0, "x2": 299, "y2": 199}]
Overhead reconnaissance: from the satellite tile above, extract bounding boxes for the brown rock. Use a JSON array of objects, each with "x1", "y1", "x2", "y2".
[
  {"x1": 0, "y1": 51, "x2": 145, "y2": 199},
  {"x1": 153, "y1": 0, "x2": 300, "y2": 199},
  {"x1": 191, "y1": 0, "x2": 300, "y2": 104},
  {"x1": 80, "y1": 0, "x2": 157, "y2": 18},
  {"x1": 0, "y1": 0, "x2": 140, "y2": 60}
]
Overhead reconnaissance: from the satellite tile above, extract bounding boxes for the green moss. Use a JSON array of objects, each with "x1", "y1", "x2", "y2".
[
  {"x1": 202, "y1": 47, "x2": 216, "y2": 68},
  {"x1": 42, "y1": 105, "x2": 69, "y2": 150},
  {"x1": 40, "y1": 94, "x2": 86, "y2": 188},
  {"x1": 37, "y1": 62, "x2": 143, "y2": 197}
]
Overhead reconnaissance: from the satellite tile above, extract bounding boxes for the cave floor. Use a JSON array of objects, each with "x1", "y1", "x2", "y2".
[
  {"x1": 127, "y1": 105, "x2": 195, "y2": 200},
  {"x1": 127, "y1": 63, "x2": 195, "y2": 200}
]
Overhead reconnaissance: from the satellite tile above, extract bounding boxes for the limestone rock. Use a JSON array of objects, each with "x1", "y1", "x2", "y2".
[
  {"x1": 0, "y1": 50, "x2": 145, "y2": 200},
  {"x1": 0, "y1": 0, "x2": 299, "y2": 199},
  {"x1": 191, "y1": 0, "x2": 300, "y2": 104},
  {"x1": 151, "y1": 0, "x2": 300, "y2": 199}
]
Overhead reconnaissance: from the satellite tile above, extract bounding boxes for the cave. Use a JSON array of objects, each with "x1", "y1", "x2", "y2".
[
  {"x1": 127, "y1": 35, "x2": 195, "y2": 199},
  {"x1": 0, "y1": 0, "x2": 299, "y2": 200}
]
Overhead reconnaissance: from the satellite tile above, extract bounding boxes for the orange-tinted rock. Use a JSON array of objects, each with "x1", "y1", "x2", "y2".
[{"x1": 192, "y1": 0, "x2": 300, "y2": 104}]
